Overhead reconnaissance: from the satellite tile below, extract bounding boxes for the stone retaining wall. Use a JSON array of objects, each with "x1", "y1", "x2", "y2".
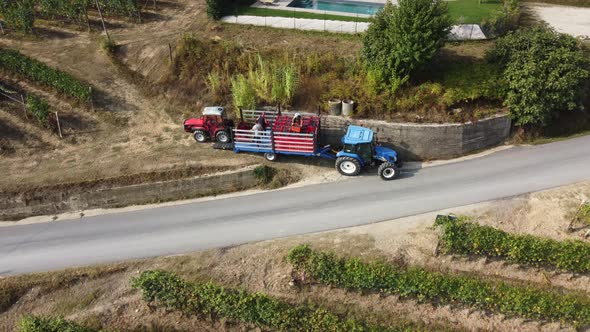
[
  {"x1": 320, "y1": 114, "x2": 511, "y2": 160},
  {"x1": 0, "y1": 167, "x2": 259, "y2": 221}
]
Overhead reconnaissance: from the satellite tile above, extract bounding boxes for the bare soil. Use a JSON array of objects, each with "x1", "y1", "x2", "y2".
[
  {"x1": 0, "y1": 0, "x2": 501, "y2": 193},
  {"x1": 2, "y1": 182, "x2": 590, "y2": 332}
]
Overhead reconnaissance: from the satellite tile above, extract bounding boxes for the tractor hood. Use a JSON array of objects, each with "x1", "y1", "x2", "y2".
[
  {"x1": 184, "y1": 118, "x2": 204, "y2": 127},
  {"x1": 374, "y1": 145, "x2": 398, "y2": 163}
]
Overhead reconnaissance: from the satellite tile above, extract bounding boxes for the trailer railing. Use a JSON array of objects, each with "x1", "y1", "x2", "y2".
[{"x1": 233, "y1": 128, "x2": 316, "y2": 155}]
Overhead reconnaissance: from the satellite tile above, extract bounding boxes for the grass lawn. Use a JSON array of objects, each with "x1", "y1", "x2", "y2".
[
  {"x1": 233, "y1": 0, "x2": 503, "y2": 24},
  {"x1": 447, "y1": 0, "x2": 503, "y2": 23}
]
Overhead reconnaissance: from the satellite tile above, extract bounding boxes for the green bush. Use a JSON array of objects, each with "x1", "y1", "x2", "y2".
[
  {"x1": 37, "y1": 0, "x2": 88, "y2": 26},
  {"x1": 205, "y1": 0, "x2": 223, "y2": 20},
  {"x1": 287, "y1": 244, "x2": 590, "y2": 325},
  {"x1": 486, "y1": 27, "x2": 590, "y2": 126},
  {"x1": 19, "y1": 315, "x2": 96, "y2": 332},
  {"x1": 434, "y1": 216, "x2": 590, "y2": 274},
  {"x1": 0, "y1": 48, "x2": 92, "y2": 102},
  {"x1": 26, "y1": 95, "x2": 50, "y2": 124},
  {"x1": 361, "y1": 0, "x2": 451, "y2": 92},
  {"x1": 0, "y1": 0, "x2": 35, "y2": 33},
  {"x1": 230, "y1": 73, "x2": 256, "y2": 112},
  {"x1": 131, "y1": 270, "x2": 431, "y2": 331},
  {"x1": 94, "y1": 0, "x2": 140, "y2": 20},
  {"x1": 480, "y1": 0, "x2": 520, "y2": 38}
]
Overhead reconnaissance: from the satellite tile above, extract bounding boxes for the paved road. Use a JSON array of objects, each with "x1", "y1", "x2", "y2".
[{"x1": 2, "y1": 136, "x2": 590, "y2": 275}]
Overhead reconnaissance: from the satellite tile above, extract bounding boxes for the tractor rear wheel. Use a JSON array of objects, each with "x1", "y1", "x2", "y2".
[
  {"x1": 193, "y1": 130, "x2": 207, "y2": 143},
  {"x1": 216, "y1": 130, "x2": 231, "y2": 143},
  {"x1": 378, "y1": 162, "x2": 400, "y2": 181},
  {"x1": 336, "y1": 156, "x2": 361, "y2": 176}
]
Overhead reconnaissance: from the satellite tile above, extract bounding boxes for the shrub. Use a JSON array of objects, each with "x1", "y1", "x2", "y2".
[
  {"x1": 361, "y1": 0, "x2": 451, "y2": 92},
  {"x1": 131, "y1": 270, "x2": 430, "y2": 331},
  {"x1": 205, "y1": 0, "x2": 223, "y2": 20},
  {"x1": 287, "y1": 245, "x2": 590, "y2": 324},
  {"x1": 0, "y1": 48, "x2": 92, "y2": 102},
  {"x1": 101, "y1": 37, "x2": 117, "y2": 56},
  {"x1": 19, "y1": 315, "x2": 96, "y2": 332},
  {"x1": 94, "y1": 0, "x2": 140, "y2": 20},
  {"x1": 26, "y1": 95, "x2": 50, "y2": 124},
  {"x1": 434, "y1": 216, "x2": 590, "y2": 273},
  {"x1": 486, "y1": 27, "x2": 590, "y2": 126},
  {"x1": 37, "y1": 0, "x2": 88, "y2": 26},
  {"x1": 0, "y1": 0, "x2": 35, "y2": 33},
  {"x1": 480, "y1": 0, "x2": 520, "y2": 38},
  {"x1": 230, "y1": 74, "x2": 256, "y2": 112}
]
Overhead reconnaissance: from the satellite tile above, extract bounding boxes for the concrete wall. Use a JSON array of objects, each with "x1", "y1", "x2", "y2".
[
  {"x1": 321, "y1": 114, "x2": 511, "y2": 160},
  {"x1": 0, "y1": 168, "x2": 259, "y2": 221}
]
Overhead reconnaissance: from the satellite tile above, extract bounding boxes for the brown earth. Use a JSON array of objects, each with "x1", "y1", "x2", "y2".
[
  {"x1": 0, "y1": 0, "x2": 497, "y2": 194},
  {"x1": 2, "y1": 182, "x2": 590, "y2": 332}
]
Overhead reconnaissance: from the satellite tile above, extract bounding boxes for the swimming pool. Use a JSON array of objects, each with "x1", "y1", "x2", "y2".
[{"x1": 287, "y1": 0, "x2": 384, "y2": 15}]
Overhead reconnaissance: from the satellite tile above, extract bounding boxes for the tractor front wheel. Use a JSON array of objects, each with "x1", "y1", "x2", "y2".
[
  {"x1": 378, "y1": 162, "x2": 400, "y2": 181},
  {"x1": 216, "y1": 130, "x2": 231, "y2": 143},
  {"x1": 193, "y1": 130, "x2": 207, "y2": 143},
  {"x1": 264, "y1": 152, "x2": 278, "y2": 162},
  {"x1": 336, "y1": 156, "x2": 361, "y2": 176}
]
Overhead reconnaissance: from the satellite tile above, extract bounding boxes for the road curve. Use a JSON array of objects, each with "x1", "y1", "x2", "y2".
[{"x1": 2, "y1": 136, "x2": 590, "y2": 275}]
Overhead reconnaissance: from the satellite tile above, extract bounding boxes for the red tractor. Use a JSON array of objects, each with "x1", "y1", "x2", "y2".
[{"x1": 183, "y1": 107, "x2": 234, "y2": 143}]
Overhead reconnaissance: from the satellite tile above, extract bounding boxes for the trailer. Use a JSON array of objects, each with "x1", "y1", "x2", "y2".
[
  {"x1": 228, "y1": 109, "x2": 402, "y2": 180},
  {"x1": 232, "y1": 110, "x2": 336, "y2": 162}
]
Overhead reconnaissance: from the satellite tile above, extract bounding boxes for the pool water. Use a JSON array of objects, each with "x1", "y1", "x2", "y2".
[{"x1": 288, "y1": 0, "x2": 384, "y2": 15}]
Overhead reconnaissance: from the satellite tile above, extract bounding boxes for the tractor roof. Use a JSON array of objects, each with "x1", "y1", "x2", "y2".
[
  {"x1": 342, "y1": 125, "x2": 374, "y2": 145},
  {"x1": 203, "y1": 106, "x2": 225, "y2": 116}
]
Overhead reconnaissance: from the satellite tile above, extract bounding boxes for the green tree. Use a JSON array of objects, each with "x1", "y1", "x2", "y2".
[
  {"x1": 361, "y1": 0, "x2": 451, "y2": 92},
  {"x1": 205, "y1": 0, "x2": 223, "y2": 20},
  {"x1": 487, "y1": 27, "x2": 590, "y2": 126}
]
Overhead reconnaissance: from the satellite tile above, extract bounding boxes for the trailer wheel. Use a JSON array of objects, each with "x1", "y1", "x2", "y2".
[
  {"x1": 264, "y1": 152, "x2": 278, "y2": 162},
  {"x1": 378, "y1": 162, "x2": 399, "y2": 181},
  {"x1": 215, "y1": 130, "x2": 230, "y2": 143},
  {"x1": 193, "y1": 130, "x2": 207, "y2": 143},
  {"x1": 336, "y1": 156, "x2": 361, "y2": 176}
]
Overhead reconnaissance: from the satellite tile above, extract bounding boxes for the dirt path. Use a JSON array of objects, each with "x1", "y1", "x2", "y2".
[{"x1": 526, "y1": 3, "x2": 590, "y2": 38}]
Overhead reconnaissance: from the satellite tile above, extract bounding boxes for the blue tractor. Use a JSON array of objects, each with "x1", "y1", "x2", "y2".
[{"x1": 335, "y1": 126, "x2": 402, "y2": 180}]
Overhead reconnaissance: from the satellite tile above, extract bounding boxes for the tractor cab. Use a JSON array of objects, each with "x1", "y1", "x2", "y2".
[
  {"x1": 183, "y1": 106, "x2": 234, "y2": 143},
  {"x1": 335, "y1": 126, "x2": 401, "y2": 180}
]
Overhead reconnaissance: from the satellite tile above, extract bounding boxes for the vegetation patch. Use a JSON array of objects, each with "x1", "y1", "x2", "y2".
[
  {"x1": 131, "y1": 269, "x2": 437, "y2": 331},
  {"x1": 487, "y1": 27, "x2": 590, "y2": 126},
  {"x1": 576, "y1": 202, "x2": 590, "y2": 226},
  {"x1": 0, "y1": 0, "x2": 141, "y2": 33},
  {"x1": 19, "y1": 315, "x2": 97, "y2": 332},
  {"x1": 0, "y1": 265, "x2": 126, "y2": 314},
  {"x1": 287, "y1": 244, "x2": 590, "y2": 326},
  {"x1": 0, "y1": 47, "x2": 92, "y2": 102},
  {"x1": 434, "y1": 216, "x2": 590, "y2": 274},
  {"x1": 171, "y1": 35, "x2": 504, "y2": 123}
]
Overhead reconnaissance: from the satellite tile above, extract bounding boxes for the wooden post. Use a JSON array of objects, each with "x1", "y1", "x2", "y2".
[
  {"x1": 21, "y1": 94, "x2": 28, "y2": 119},
  {"x1": 168, "y1": 43, "x2": 173, "y2": 64},
  {"x1": 55, "y1": 112, "x2": 63, "y2": 138},
  {"x1": 95, "y1": 0, "x2": 110, "y2": 41}
]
